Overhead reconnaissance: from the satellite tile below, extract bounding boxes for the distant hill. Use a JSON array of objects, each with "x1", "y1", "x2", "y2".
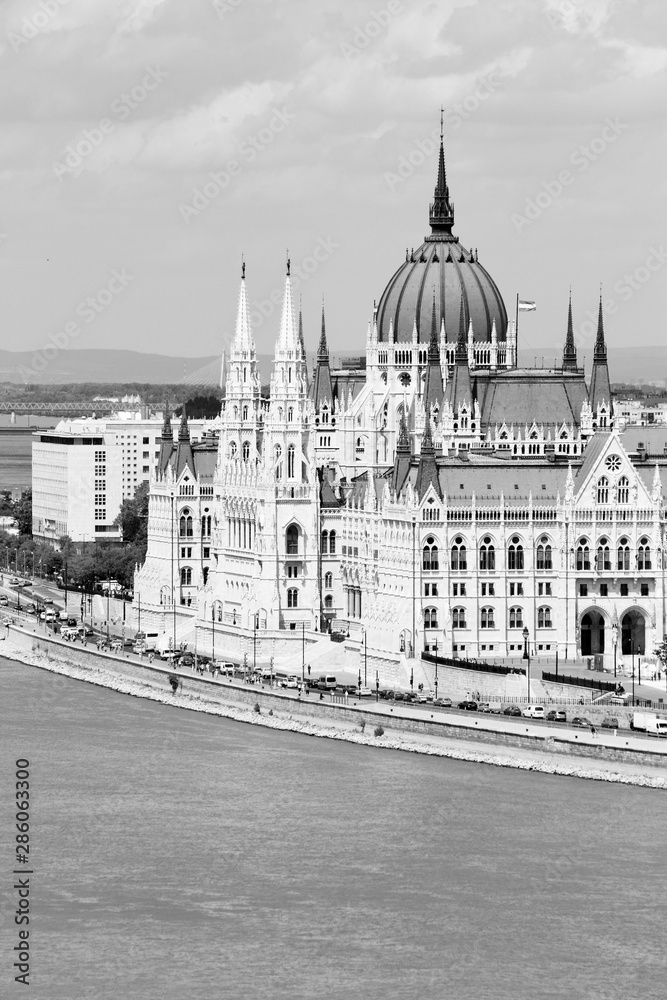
[{"x1": 0, "y1": 345, "x2": 664, "y2": 385}]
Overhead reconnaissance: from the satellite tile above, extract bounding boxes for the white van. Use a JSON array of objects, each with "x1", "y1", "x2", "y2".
[
  {"x1": 316, "y1": 675, "x2": 337, "y2": 690},
  {"x1": 522, "y1": 705, "x2": 545, "y2": 719}
]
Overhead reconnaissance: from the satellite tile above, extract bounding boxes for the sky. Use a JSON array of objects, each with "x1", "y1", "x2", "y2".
[{"x1": 0, "y1": 0, "x2": 666, "y2": 375}]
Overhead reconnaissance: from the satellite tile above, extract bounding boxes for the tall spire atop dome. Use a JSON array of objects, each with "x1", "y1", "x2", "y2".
[
  {"x1": 562, "y1": 289, "x2": 578, "y2": 370},
  {"x1": 429, "y1": 108, "x2": 455, "y2": 236}
]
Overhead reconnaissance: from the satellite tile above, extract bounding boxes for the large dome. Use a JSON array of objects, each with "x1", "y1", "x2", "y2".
[{"x1": 376, "y1": 140, "x2": 507, "y2": 344}]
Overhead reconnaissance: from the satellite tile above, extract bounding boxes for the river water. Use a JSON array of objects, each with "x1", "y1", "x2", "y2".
[{"x1": 1, "y1": 657, "x2": 666, "y2": 1000}]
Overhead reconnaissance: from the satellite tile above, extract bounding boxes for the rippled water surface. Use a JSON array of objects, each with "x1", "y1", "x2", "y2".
[{"x1": 1, "y1": 658, "x2": 666, "y2": 1000}]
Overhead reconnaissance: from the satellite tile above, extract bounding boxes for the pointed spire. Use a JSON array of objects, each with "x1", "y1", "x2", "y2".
[
  {"x1": 397, "y1": 407, "x2": 410, "y2": 451},
  {"x1": 233, "y1": 258, "x2": 254, "y2": 354},
  {"x1": 423, "y1": 291, "x2": 444, "y2": 417},
  {"x1": 594, "y1": 291, "x2": 607, "y2": 362},
  {"x1": 416, "y1": 417, "x2": 441, "y2": 500},
  {"x1": 391, "y1": 407, "x2": 412, "y2": 497},
  {"x1": 589, "y1": 291, "x2": 611, "y2": 411},
  {"x1": 298, "y1": 297, "x2": 306, "y2": 359},
  {"x1": 562, "y1": 289, "x2": 578, "y2": 370},
  {"x1": 318, "y1": 299, "x2": 329, "y2": 361},
  {"x1": 444, "y1": 296, "x2": 473, "y2": 411},
  {"x1": 276, "y1": 262, "x2": 298, "y2": 352},
  {"x1": 311, "y1": 298, "x2": 333, "y2": 411},
  {"x1": 429, "y1": 109, "x2": 455, "y2": 235},
  {"x1": 178, "y1": 405, "x2": 190, "y2": 441},
  {"x1": 455, "y1": 296, "x2": 467, "y2": 363},
  {"x1": 161, "y1": 401, "x2": 172, "y2": 441}
]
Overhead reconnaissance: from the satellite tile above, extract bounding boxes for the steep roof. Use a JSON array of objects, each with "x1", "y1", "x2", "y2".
[{"x1": 474, "y1": 368, "x2": 589, "y2": 429}]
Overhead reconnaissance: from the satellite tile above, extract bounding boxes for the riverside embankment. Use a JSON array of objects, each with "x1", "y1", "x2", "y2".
[{"x1": 3, "y1": 622, "x2": 666, "y2": 788}]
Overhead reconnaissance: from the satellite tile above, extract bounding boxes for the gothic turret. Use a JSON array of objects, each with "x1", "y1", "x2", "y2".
[
  {"x1": 174, "y1": 406, "x2": 194, "y2": 478},
  {"x1": 311, "y1": 302, "x2": 334, "y2": 412},
  {"x1": 444, "y1": 298, "x2": 473, "y2": 410},
  {"x1": 415, "y1": 419, "x2": 441, "y2": 500},
  {"x1": 422, "y1": 293, "x2": 444, "y2": 418},
  {"x1": 158, "y1": 401, "x2": 173, "y2": 473},
  {"x1": 562, "y1": 291, "x2": 578, "y2": 371},
  {"x1": 391, "y1": 409, "x2": 412, "y2": 497},
  {"x1": 589, "y1": 294, "x2": 611, "y2": 414}
]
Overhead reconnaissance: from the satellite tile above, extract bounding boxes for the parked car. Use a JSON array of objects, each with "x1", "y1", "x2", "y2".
[
  {"x1": 503, "y1": 705, "x2": 521, "y2": 717},
  {"x1": 10, "y1": 577, "x2": 20, "y2": 585},
  {"x1": 393, "y1": 691, "x2": 404, "y2": 701},
  {"x1": 601, "y1": 716, "x2": 619, "y2": 729},
  {"x1": 0, "y1": 595, "x2": 8, "y2": 606},
  {"x1": 43, "y1": 598, "x2": 54, "y2": 604},
  {"x1": 432, "y1": 697, "x2": 453, "y2": 708},
  {"x1": 178, "y1": 653, "x2": 195, "y2": 667},
  {"x1": 358, "y1": 685, "x2": 373, "y2": 697},
  {"x1": 546, "y1": 710, "x2": 567, "y2": 723},
  {"x1": 522, "y1": 705, "x2": 545, "y2": 719},
  {"x1": 571, "y1": 716, "x2": 593, "y2": 728},
  {"x1": 404, "y1": 692, "x2": 418, "y2": 703},
  {"x1": 457, "y1": 700, "x2": 478, "y2": 711}
]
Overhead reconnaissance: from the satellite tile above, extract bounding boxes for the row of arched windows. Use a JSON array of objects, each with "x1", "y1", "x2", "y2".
[
  {"x1": 446, "y1": 606, "x2": 553, "y2": 629},
  {"x1": 596, "y1": 475, "x2": 630, "y2": 504},
  {"x1": 576, "y1": 537, "x2": 651, "y2": 571},
  {"x1": 423, "y1": 535, "x2": 551, "y2": 572},
  {"x1": 321, "y1": 530, "x2": 337, "y2": 555},
  {"x1": 274, "y1": 444, "x2": 296, "y2": 480}
]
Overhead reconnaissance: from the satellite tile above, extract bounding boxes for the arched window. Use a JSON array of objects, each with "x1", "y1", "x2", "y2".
[
  {"x1": 242, "y1": 441, "x2": 250, "y2": 461},
  {"x1": 286, "y1": 524, "x2": 299, "y2": 556},
  {"x1": 638, "y1": 537, "x2": 651, "y2": 570},
  {"x1": 617, "y1": 537, "x2": 630, "y2": 571},
  {"x1": 324, "y1": 572, "x2": 333, "y2": 589},
  {"x1": 576, "y1": 539, "x2": 590, "y2": 571},
  {"x1": 288, "y1": 407, "x2": 294, "y2": 423},
  {"x1": 479, "y1": 536, "x2": 495, "y2": 570},
  {"x1": 180, "y1": 567, "x2": 192, "y2": 586},
  {"x1": 321, "y1": 406, "x2": 329, "y2": 425},
  {"x1": 617, "y1": 476, "x2": 629, "y2": 504},
  {"x1": 321, "y1": 530, "x2": 328, "y2": 555},
  {"x1": 242, "y1": 405, "x2": 248, "y2": 420},
  {"x1": 287, "y1": 444, "x2": 295, "y2": 479},
  {"x1": 509, "y1": 606, "x2": 523, "y2": 629},
  {"x1": 329, "y1": 530, "x2": 336, "y2": 554},
  {"x1": 179, "y1": 509, "x2": 193, "y2": 538},
  {"x1": 450, "y1": 536, "x2": 466, "y2": 570},
  {"x1": 507, "y1": 536, "x2": 524, "y2": 570},
  {"x1": 202, "y1": 567, "x2": 209, "y2": 585},
  {"x1": 287, "y1": 588, "x2": 298, "y2": 608},
  {"x1": 480, "y1": 606, "x2": 495, "y2": 629},
  {"x1": 536, "y1": 537, "x2": 552, "y2": 570},
  {"x1": 274, "y1": 445, "x2": 282, "y2": 481},
  {"x1": 229, "y1": 441, "x2": 237, "y2": 459},
  {"x1": 424, "y1": 607, "x2": 438, "y2": 629},
  {"x1": 597, "y1": 476, "x2": 609, "y2": 504},
  {"x1": 538, "y1": 606, "x2": 552, "y2": 628},
  {"x1": 596, "y1": 538, "x2": 611, "y2": 571},
  {"x1": 202, "y1": 515, "x2": 211, "y2": 537},
  {"x1": 452, "y1": 607, "x2": 466, "y2": 629},
  {"x1": 212, "y1": 600, "x2": 223, "y2": 622},
  {"x1": 423, "y1": 536, "x2": 439, "y2": 571},
  {"x1": 324, "y1": 595, "x2": 333, "y2": 609}
]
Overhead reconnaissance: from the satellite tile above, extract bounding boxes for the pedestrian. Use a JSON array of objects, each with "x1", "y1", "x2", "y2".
[{"x1": 590, "y1": 725, "x2": 596, "y2": 737}]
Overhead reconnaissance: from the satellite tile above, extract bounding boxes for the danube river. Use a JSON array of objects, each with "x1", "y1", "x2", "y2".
[{"x1": 1, "y1": 657, "x2": 665, "y2": 1000}]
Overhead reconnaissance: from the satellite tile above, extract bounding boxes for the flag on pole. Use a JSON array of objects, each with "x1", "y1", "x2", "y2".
[{"x1": 518, "y1": 300, "x2": 536, "y2": 311}]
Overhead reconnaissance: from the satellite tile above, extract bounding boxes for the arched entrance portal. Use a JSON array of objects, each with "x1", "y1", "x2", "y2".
[
  {"x1": 621, "y1": 609, "x2": 645, "y2": 655},
  {"x1": 581, "y1": 611, "x2": 605, "y2": 656}
]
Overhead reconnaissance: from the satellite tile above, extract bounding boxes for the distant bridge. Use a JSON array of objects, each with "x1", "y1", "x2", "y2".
[{"x1": 0, "y1": 401, "x2": 115, "y2": 414}]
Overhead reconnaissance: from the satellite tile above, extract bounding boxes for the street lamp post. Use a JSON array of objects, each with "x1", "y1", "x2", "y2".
[
  {"x1": 301, "y1": 621, "x2": 305, "y2": 686},
  {"x1": 523, "y1": 626, "x2": 531, "y2": 703},
  {"x1": 375, "y1": 669, "x2": 379, "y2": 703},
  {"x1": 434, "y1": 636, "x2": 439, "y2": 700},
  {"x1": 255, "y1": 614, "x2": 258, "y2": 678},
  {"x1": 363, "y1": 627, "x2": 367, "y2": 687},
  {"x1": 631, "y1": 641, "x2": 635, "y2": 706},
  {"x1": 611, "y1": 622, "x2": 618, "y2": 678}
]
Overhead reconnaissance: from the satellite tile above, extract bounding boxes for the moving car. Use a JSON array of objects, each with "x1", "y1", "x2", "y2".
[
  {"x1": 503, "y1": 705, "x2": 521, "y2": 717},
  {"x1": 600, "y1": 716, "x2": 619, "y2": 729},
  {"x1": 457, "y1": 700, "x2": 478, "y2": 711},
  {"x1": 546, "y1": 710, "x2": 567, "y2": 723},
  {"x1": 571, "y1": 716, "x2": 593, "y2": 728}
]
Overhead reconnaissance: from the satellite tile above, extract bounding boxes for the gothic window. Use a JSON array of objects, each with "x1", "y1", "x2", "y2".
[
  {"x1": 479, "y1": 536, "x2": 495, "y2": 570},
  {"x1": 576, "y1": 539, "x2": 590, "y2": 571},
  {"x1": 321, "y1": 530, "x2": 328, "y2": 555},
  {"x1": 287, "y1": 588, "x2": 298, "y2": 608},
  {"x1": 452, "y1": 607, "x2": 466, "y2": 629},
  {"x1": 229, "y1": 441, "x2": 237, "y2": 459},
  {"x1": 596, "y1": 476, "x2": 609, "y2": 504},
  {"x1": 180, "y1": 567, "x2": 192, "y2": 586},
  {"x1": 202, "y1": 515, "x2": 211, "y2": 537},
  {"x1": 274, "y1": 445, "x2": 282, "y2": 481},
  {"x1": 617, "y1": 476, "x2": 630, "y2": 504},
  {"x1": 242, "y1": 441, "x2": 250, "y2": 461},
  {"x1": 423, "y1": 536, "x2": 439, "y2": 571},
  {"x1": 617, "y1": 538, "x2": 630, "y2": 571},
  {"x1": 596, "y1": 538, "x2": 611, "y2": 571},
  {"x1": 286, "y1": 524, "x2": 299, "y2": 556},
  {"x1": 324, "y1": 572, "x2": 333, "y2": 589},
  {"x1": 480, "y1": 606, "x2": 495, "y2": 629},
  {"x1": 638, "y1": 537, "x2": 652, "y2": 570},
  {"x1": 242, "y1": 405, "x2": 248, "y2": 420},
  {"x1": 450, "y1": 536, "x2": 466, "y2": 570},
  {"x1": 537, "y1": 606, "x2": 552, "y2": 628},
  {"x1": 179, "y1": 509, "x2": 193, "y2": 538},
  {"x1": 329, "y1": 530, "x2": 336, "y2": 554},
  {"x1": 202, "y1": 567, "x2": 209, "y2": 585},
  {"x1": 507, "y1": 536, "x2": 524, "y2": 570},
  {"x1": 536, "y1": 537, "x2": 552, "y2": 570},
  {"x1": 288, "y1": 407, "x2": 294, "y2": 422},
  {"x1": 321, "y1": 406, "x2": 329, "y2": 425},
  {"x1": 605, "y1": 454, "x2": 621, "y2": 472},
  {"x1": 424, "y1": 607, "x2": 438, "y2": 629},
  {"x1": 509, "y1": 606, "x2": 523, "y2": 628},
  {"x1": 324, "y1": 595, "x2": 333, "y2": 609},
  {"x1": 287, "y1": 444, "x2": 295, "y2": 479}
]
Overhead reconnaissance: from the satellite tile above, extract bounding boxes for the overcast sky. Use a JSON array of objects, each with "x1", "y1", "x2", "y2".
[{"x1": 1, "y1": 0, "x2": 666, "y2": 372}]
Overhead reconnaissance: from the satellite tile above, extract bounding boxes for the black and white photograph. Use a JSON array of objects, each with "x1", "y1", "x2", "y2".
[{"x1": 1, "y1": 1, "x2": 666, "y2": 997}]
